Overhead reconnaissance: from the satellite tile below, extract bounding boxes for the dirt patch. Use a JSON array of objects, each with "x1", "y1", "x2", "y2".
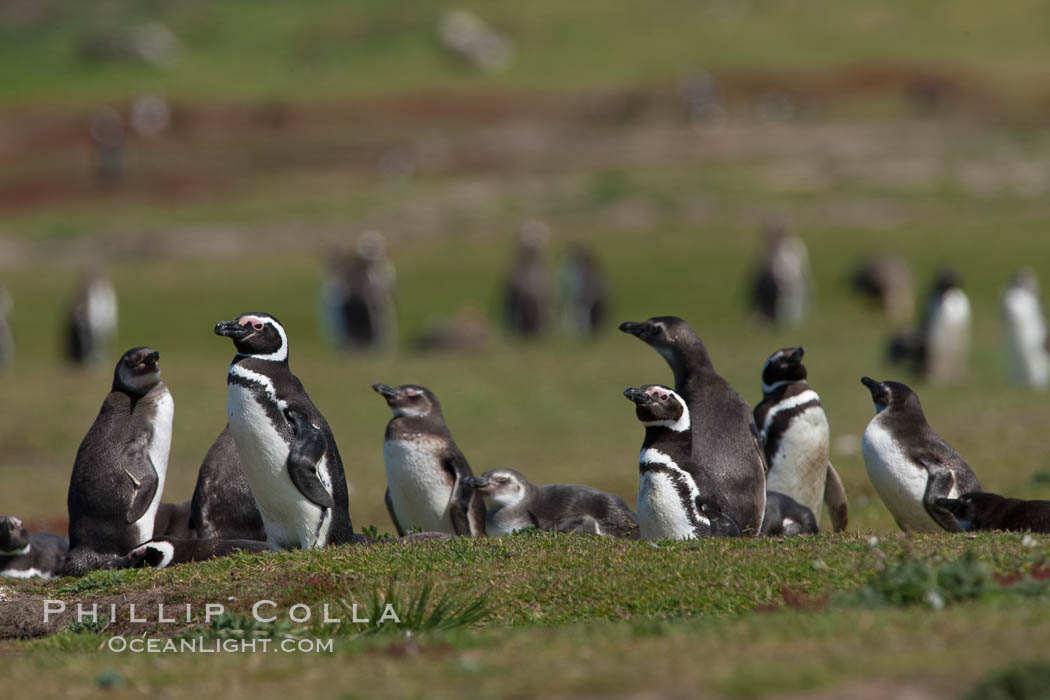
[{"x1": 0, "y1": 589, "x2": 172, "y2": 640}]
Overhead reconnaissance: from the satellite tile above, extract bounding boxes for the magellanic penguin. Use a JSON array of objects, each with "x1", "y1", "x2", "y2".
[
  {"x1": 761, "y1": 492, "x2": 819, "y2": 537},
  {"x1": 750, "y1": 220, "x2": 812, "y2": 327},
  {"x1": 189, "y1": 424, "x2": 267, "y2": 542},
  {"x1": 560, "y1": 246, "x2": 608, "y2": 337},
  {"x1": 936, "y1": 492, "x2": 1050, "y2": 533},
  {"x1": 466, "y1": 468, "x2": 638, "y2": 538},
  {"x1": 152, "y1": 500, "x2": 195, "y2": 539},
  {"x1": 619, "y1": 317, "x2": 767, "y2": 534},
  {"x1": 625, "y1": 385, "x2": 741, "y2": 539},
  {"x1": 889, "y1": 269, "x2": 972, "y2": 385},
  {"x1": 754, "y1": 347, "x2": 848, "y2": 532},
  {"x1": 0, "y1": 285, "x2": 12, "y2": 371},
  {"x1": 65, "y1": 270, "x2": 118, "y2": 366},
  {"x1": 216, "y1": 313, "x2": 356, "y2": 549},
  {"x1": 62, "y1": 347, "x2": 173, "y2": 577},
  {"x1": 0, "y1": 517, "x2": 68, "y2": 579},
  {"x1": 860, "y1": 377, "x2": 981, "y2": 532},
  {"x1": 116, "y1": 536, "x2": 269, "y2": 570},
  {"x1": 851, "y1": 254, "x2": 915, "y2": 327},
  {"x1": 1000, "y1": 269, "x2": 1050, "y2": 390},
  {"x1": 319, "y1": 232, "x2": 397, "y2": 352},
  {"x1": 372, "y1": 383, "x2": 486, "y2": 537},
  {"x1": 504, "y1": 221, "x2": 552, "y2": 337}
]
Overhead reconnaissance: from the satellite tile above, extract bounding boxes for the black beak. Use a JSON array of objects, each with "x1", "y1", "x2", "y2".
[
  {"x1": 144, "y1": 351, "x2": 159, "y2": 367},
  {"x1": 372, "y1": 383, "x2": 399, "y2": 398},
  {"x1": 215, "y1": 320, "x2": 250, "y2": 340},
  {"x1": 465, "y1": 476, "x2": 490, "y2": 489},
  {"x1": 623, "y1": 387, "x2": 653, "y2": 404},
  {"x1": 0, "y1": 516, "x2": 17, "y2": 529},
  {"x1": 791, "y1": 347, "x2": 805, "y2": 362},
  {"x1": 860, "y1": 376, "x2": 879, "y2": 392},
  {"x1": 619, "y1": 321, "x2": 645, "y2": 337}
]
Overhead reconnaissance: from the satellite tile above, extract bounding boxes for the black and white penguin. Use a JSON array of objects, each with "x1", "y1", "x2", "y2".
[
  {"x1": 117, "y1": 536, "x2": 270, "y2": 570},
  {"x1": 619, "y1": 317, "x2": 767, "y2": 534},
  {"x1": 851, "y1": 254, "x2": 914, "y2": 327},
  {"x1": 62, "y1": 347, "x2": 173, "y2": 576},
  {"x1": 889, "y1": 268, "x2": 971, "y2": 384},
  {"x1": 152, "y1": 500, "x2": 195, "y2": 539},
  {"x1": 936, "y1": 492, "x2": 1050, "y2": 533},
  {"x1": 215, "y1": 313, "x2": 356, "y2": 549},
  {"x1": 319, "y1": 232, "x2": 397, "y2": 352},
  {"x1": 1001, "y1": 269, "x2": 1050, "y2": 390},
  {"x1": 466, "y1": 468, "x2": 638, "y2": 538},
  {"x1": 761, "y1": 492, "x2": 819, "y2": 537},
  {"x1": 754, "y1": 347, "x2": 848, "y2": 532},
  {"x1": 504, "y1": 221, "x2": 551, "y2": 337},
  {"x1": 860, "y1": 376, "x2": 982, "y2": 532},
  {"x1": 625, "y1": 385, "x2": 741, "y2": 539},
  {"x1": 372, "y1": 383, "x2": 486, "y2": 537},
  {"x1": 0, "y1": 517, "x2": 68, "y2": 579},
  {"x1": 750, "y1": 220, "x2": 812, "y2": 326},
  {"x1": 560, "y1": 246, "x2": 608, "y2": 337},
  {"x1": 189, "y1": 425, "x2": 267, "y2": 542},
  {"x1": 65, "y1": 270, "x2": 118, "y2": 366}
]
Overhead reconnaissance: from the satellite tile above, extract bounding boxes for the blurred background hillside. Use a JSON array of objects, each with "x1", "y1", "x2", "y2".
[{"x1": 1, "y1": 0, "x2": 1049, "y2": 536}]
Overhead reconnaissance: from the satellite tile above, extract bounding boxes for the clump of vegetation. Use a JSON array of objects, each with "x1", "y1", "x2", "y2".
[
  {"x1": 332, "y1": 579, "x2": 491, "y2": 637},
  {"x1": 963, "y1": 660, "x2": 1050, "y2": 700},
  {"x1": 64, "y1": 617, "x2": 109, "y2": 634},
  {"x1": 359, "y1": 525, "x2": 395, "y2": 541},
  {"x1": 851, "y1": 551, "x2": 998, "y2": 609},
  {"x1": 181, "y1": 612, "x2": 302, "y2": 642}
]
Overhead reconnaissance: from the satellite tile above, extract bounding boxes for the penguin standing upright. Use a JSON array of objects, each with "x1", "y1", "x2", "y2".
[
  {"x1": 320, "y1": 232, "x2": 397, "y2": 352},
  {"x1": 372, "y1": 383, "x2": 485, "y2": 536},
  {"x1": 560, "y1": 246, "x2": 608, "y2": 337},
  {"x1": 1001, "y1": 269, "x2": 1050, "y2": 390},
  {"x1": 62, "y1": 347, "x2": 173, "y2": 576},
  {"x1": 754, "y1": 347, "x2": 848, "y2": 532},
  {"x1": 889, "y1": 268, "x2": 971, "y2": 384},
  {"x1": 189, "y1": 425, "x2": 267, "y2": 541},
  {"x1": 860, "y1": 377, "x2": 981, "y2": 532},
  {"x1": 750, "y1": 220, "x2": 812, "y2": 326},
  {"x1": 619, "y1": 317, "x2": 767, "y2": 534},
  {"x1": 0, "y1": 516, "x2": 68, "y2": 579},
  {"x1": 504, "y1": 221, "x2": 551, "y2": 337},
  {"x1": 851, "y1": 254, "x2": 915, "y2": 327},
  {"x1": 0, "y1": 285, "x2": 12, "y2": 371},
  {"x1": 66, "y1": 270, "x2": 118, "y2": 366},
  {"x1": 215, "y1": 313, "x2": 356, "y2": 549},
  {"x1": 624, "y1": 385, "x2": 740, "y2": 539}
]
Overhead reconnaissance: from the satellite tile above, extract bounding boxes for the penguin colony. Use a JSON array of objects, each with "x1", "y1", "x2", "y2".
[{"x1": 3, "y1": 256, "x2": 1050, "y2": 578}]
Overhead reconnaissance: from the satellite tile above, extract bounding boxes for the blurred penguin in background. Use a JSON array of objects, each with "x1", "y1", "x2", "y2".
[
  {"x1": 851, "y1": 254, "x2": 915, "y2": 327},
  {"x1": 66, "y1": 269, "x2": 118, "y2": 366},
  {"x1": 560, "y1": 246, "x2": 607, "y2": 338},
  {"x1": 319, "y1": 231, "x2": 397, "y2": 352},
  {"x1": 750, "y1": 218, "x2": 812, "y2": 327},
  {"x1": 1001, "y1": 268, "x2": 1050, "y2": 390},
  {"x1": 504, "y1": 220, "x2": 551, "y2": 337},
  {"x1": 889, "y1": 268, "x2": 971, "y2": 384},
  {"x1": 0, "y1": 285, "x2": 12, "y2": 371}
]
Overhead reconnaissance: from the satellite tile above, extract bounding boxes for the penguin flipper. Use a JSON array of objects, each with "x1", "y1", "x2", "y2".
[
  {"x1": 122, "y1": 436, "x2": 160, "y2": 524},
  {"x1": 385, "y1": 488, "x2": 406, "y2": 537},
  {"x1": 823, "y1": 462, "x2": 849, "y2": 532},
  {"x1": 921, "y1": 464, "x2": 963, "y2": 532},
  {"x1": 284, "y1": 408, "x2": 335, "y2": 510},
  {"x1": 442, "y1": 451, "x2": 481, "y2": 536},
  {"x1": 698, "y1": 498, "x2": 742, "y2": 538}
]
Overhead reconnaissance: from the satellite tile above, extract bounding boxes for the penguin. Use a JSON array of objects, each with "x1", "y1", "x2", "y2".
[
  {"x1": 152, "y1": 500, "x2": 195, "y2": 539},
  {"x1": 754, "y1": 347, "x2": 848, "y2": 532},
  {"x1": 860, "y1": 376, "x2": 982, "y2": 532},
  {"x1": 215, "y1": 313, "x2": 356, "y2": 550},
  {"x1": 0, "y1": 285, "x2": 13, "y2": 371},
  {"x1": 1000, "y1": 269, "x2": 1050, "y2": 390},
  {"x1": 560, "y1": 246, "x2": 608, "y2": 337},
  {"x1": 935, "y1": 492, "x2": 1050, "y2": 533},
  {"x1": 189, "y1": 424, "x2": 267, "y2": 542},
  {"x1": 625, "y1": 385, "x2": 741, "y2": 539},
  {"x1": 504, "y1": 221, "x2": 552, "y2": 337},
  {"x1": 889, "y1": 268, "x2": 971, "y2": 384},
  {"x1": 65, "y1": 270, "x2": 118, "y2": 366},
  {"x1": 372, "y1": 383, "x2": 486, "y2": 537},
  {"x1": 761, "y1": 492, "x2": 819, "y2": 537},
  {"x1": 851, "y1": 254, "x2": 915, "y2": 326},
  {"x1": 116, "y1": 536, "x2": 270, "y2": 570},
  {"x1": 619, "y1": 316, "x2": 767, "y2": 534},
  {"x1": 0, "y1": 516, "x2": 68, "y2": 579},
  {"x1": 62, "y1": 347, "x2": 173, "y2": 576},
  {"x1": 466, "y1": 468, "x2": 638, "y2": 538},
  {"x1": 319, "y1": 232, "x2": 397, "y2": 352},
  {"x1": 750, "y1": 220, "x2": 812, "y2": 326}
]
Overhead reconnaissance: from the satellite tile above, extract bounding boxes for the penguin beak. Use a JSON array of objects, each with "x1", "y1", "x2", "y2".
[
  {"x1": 860, "y1": 376, "x2": 879, "y2": 392},
  {"x1": 465, "y1": 476, "x2": 490, "y2": 489},
  {"x1": 372, "y1": 383, "x2": 400, "y2": 399},
  {"x1": 791, "y1": 347, "x2": 805, "y2": 362},
  {"x1": 623, "y1": 387, "x2": 653, "y2": 404},
  {"x1": 215, "y1": 320, "x2": 251, "y2": 340},
  {"x1": 618, "y1": 321, "x2": 645, "y2": 337},
  {"x1": 861, "y1": 376, "x2": 890, "y2": 408},
  {"x1": 144, "y1": 351, "x2": 159, "y2": 367}
]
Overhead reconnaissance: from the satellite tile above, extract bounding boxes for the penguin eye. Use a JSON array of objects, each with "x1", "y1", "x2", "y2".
[
  {"x1": 659, "y1": 394, "x2": 668, "y2": 401},
  {"x1": 252, "y1": 322, "x2": 264, "y2": 331}
]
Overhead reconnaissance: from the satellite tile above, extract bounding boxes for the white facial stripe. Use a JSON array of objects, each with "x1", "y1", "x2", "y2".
[
  {"x1": 640, "y1": 390, "x2": 690, "y2": 432},
  {"x1": 229, "y1": 364, "x2": 288, "y2": 412},
  {"x1": 238, "y1": 317, "x2": 289, "y2": 362},
  {"x1": 762, "y1": 379, "x2": 790, "y2": 394},
  {"x1": 392, "y1": 406, "x2": 426, "y2": 418},
  {"x1": 761, "y1": 389, "x2": 820, "y2": 441},
  {"x1": 0, "y1": 543, "x2": 30, "y2": 557},
  {"x1": 148, "y1": 541, "x2": 176, "y2": 568}
]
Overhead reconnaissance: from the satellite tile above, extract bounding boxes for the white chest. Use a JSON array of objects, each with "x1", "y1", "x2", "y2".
[
  {"x1": 131, "y1": 389, "x2": 173, "y2": 546},
  {"x1": 862, "y1": 419, "x2": 953, "y2": 532},
  {"x1": 383, "y1": 439, "x2": 456, "y2": 534},
  {"x1": 486, "y1": 511, "x2": 534, "y2": 536},
  {"x1": 636, "y1": 449, "x2": 708, "y2": 541},
  {"x1": 765, "y1": 404, "x2": 829, "y2": 518}
]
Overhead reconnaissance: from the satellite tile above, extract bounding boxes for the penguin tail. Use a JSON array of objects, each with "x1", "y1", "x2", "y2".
[{"x1": 823, "y1": 462, "x2": 849, "y2": 533}]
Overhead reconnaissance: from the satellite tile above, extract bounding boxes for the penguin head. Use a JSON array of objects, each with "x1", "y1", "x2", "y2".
[
  {"x1": 624, "y1": 384, "x2": 690, "y2": 431},
  {"x1": 214, "y1": 313, "x2": 288, "y2": 362},
  {"x1": 933, "y1": 494, "x2": 983, "y2": 531},
  {"x1": 468, "y1": 469, "x2": 529, "y2": 508},
  {"x1": 931, "y1": 267, "x2": 961, "y2": 296},
  {"x1": 113, "y1": 347, "x2": 162, "y2": 396},
  {"x1": 618, "y1": 316, "x2": 706, "y2": 364},
  {"x1": 861, "y1": 377, "x2": 921, "y2": 415},
  {"x1": 761, "y1": 346, "x2": 807, "y2": 390},
  {"x1": 0, "y1": 516, "x2": 29, "y2": 553},
  {"x1": 372, "y1": 383, "x2": 441, "y2": 419}
]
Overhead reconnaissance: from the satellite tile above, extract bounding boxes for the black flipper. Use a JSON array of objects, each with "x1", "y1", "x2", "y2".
[
  {"x1": 284, "y1": 408, "x2": 335, "y2": 509},
  {"x1": 699, "y1": 498, "x2": 743, "y2": 537},
  {"x1": 385, "y1": 488, "x2": 405, "y2": 537},
  {"x1": 922, "y1": 465, "x2": 963, "y2": 532},
  {"x1": 823, "y1": 462, "x2": 849, "y2": 532},
  {"x1": 122, "y1": 435, "x2": 159, "y2": 524},
  {"x1": 442, "y1": 450, "x2": 482, "y2": 536}
]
